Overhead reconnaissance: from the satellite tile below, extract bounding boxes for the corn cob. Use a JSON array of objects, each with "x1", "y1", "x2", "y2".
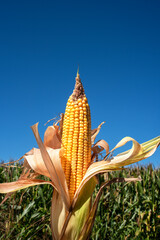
[{"x1": 61, "y1": 72, "x2": 91, "y2": 201}]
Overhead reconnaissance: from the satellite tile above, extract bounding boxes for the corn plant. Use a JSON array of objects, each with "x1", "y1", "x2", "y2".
[{"x1": 0, "y1": 72, "x2": 159, "y2": 240}]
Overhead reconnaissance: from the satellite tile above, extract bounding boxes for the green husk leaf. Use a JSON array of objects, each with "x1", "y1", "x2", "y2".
[
  {"x1": 72, "y1": 176, "x2": 98, "y2": 210},
  {"x1": 61, "y1": 198, "x2": 91, "y2": 240}
]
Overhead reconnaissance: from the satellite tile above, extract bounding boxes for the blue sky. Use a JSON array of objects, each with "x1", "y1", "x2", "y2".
[{"x1": 0, "y1": 0, "x2": 160, "y2": 167}]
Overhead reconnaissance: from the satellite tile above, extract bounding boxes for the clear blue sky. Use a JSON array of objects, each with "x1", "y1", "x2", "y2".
[{"x1": 0, "y1": 0, "x2": 160, "y2": 167}]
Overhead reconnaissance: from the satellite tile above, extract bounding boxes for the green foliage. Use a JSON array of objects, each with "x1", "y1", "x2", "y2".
[
  {"x1": 0, "y1": 164, "x2": 160, "y2": 239},
  {"x1": 91, "y1": 166, "x2": 160, "y2": 240}
]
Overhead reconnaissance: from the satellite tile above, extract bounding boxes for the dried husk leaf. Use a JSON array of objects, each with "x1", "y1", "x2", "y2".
[
  {"x1": 51, "y1": 191, "x2": 67, "y2": 240},
  {"x1": 44, "y1": 125, "x2": 61, "y2": 149},
  {"x1": 31, "y1": 123, "x2": 70, "y2": 209},
  {"x1": 91, "y1": 139, "x2": 109, "y2": 162},
  {"x1": 0, "y1": 179, "x2": 53, "y2": 193},
  {"x1": 24, "y1": 147, "x2": 60, "y2": 181}
]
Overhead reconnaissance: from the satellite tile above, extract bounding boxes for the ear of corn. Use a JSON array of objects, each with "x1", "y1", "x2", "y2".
[{"x1": 61, "y1": 72, "x2": 91, "y2": 201}]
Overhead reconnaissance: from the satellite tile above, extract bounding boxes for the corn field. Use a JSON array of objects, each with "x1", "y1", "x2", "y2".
[{"x1": 0, "y1": 163, "x2": 160, "y2": 240}]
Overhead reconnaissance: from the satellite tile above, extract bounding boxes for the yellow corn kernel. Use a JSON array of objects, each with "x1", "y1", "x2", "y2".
[{"x1": 61, "y1": 72, "x2": 91, "y2": 201}]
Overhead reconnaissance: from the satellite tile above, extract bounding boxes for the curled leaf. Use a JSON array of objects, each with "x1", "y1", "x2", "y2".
[
  {"x1": 91, "y1": 122, "x2": 105, "y2": 144},
  {"x1": 92, "y1": 139, "x2": 109, "y2": 161},
  {"x1": 110, "y1": 136, "x2": 160, "y2": 167}
]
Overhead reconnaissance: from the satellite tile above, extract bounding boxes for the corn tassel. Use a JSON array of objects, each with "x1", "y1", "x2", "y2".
[{"x1": 61, "y1": 72, "x2": 91, "y2": 201}]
